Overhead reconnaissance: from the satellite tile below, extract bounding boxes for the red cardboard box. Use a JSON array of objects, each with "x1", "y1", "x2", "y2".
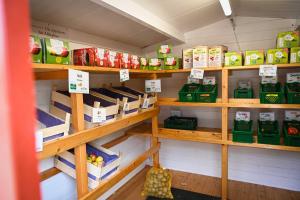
[
  {"x1": 120, "y1": 52, "x2": 131, "y2": 69},
  {"x1": 130, "y1": 55, "x2": 140, "y2": 69},
  {"x1": 94, "y1": 48, "x2": 108, "y2": 67},
  {"x1": 73, "y1": 48, "x2": 95, "y2": 66},
  {"x1": 107, "y1": 50, "x2": 120, "y2": 68}
]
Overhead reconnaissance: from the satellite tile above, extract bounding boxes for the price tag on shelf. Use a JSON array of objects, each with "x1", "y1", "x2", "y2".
[
  {"x1": 142, "y1": 98, "x2": 150, "y2": 109},
  {"x1": 190, "y1": 68, "x2": 204, "y2": 79},
  {"x1": 120, "y1": 69, "x2": 129, "y2": 82},
  {"x1": 259, "y1": 112, "x2": 275, "y2": 121},
  {"x1": 145, "y1": 79, "x2": 161, "y2": 93},
  {"x1": 261, "y1": 76, "x2": 277, "y2": 84},
  {"x1": 35, "y1": 130, "x2": 43, "y2": 152},
  {"x1": 287, "y1": 73, "x2": 300, "y2": 83},
  {"x1": 68, "y1": 69, "x2": 89, "y2": 94},
  {"x1": 236, "y1": 111, "x2": 251, "y2": 121},
  {"x1": 187, "y1": 76, "x2": 200, "y2": 84},
  {"x1": 203, "y1": 76, "x2": 216, "y2": 85},
  {"x1": 259, "y1": 65, "x2": 277, "y2": 76},
  {"x1": 285, "y1": 110, "x2": 300, "y2": 121},
  {"x1": 92, "y1": 108, "x2": 106, "y2": 123},
  {"x1": 123, "y1": 103, "x2": 130, "y2": 111}
]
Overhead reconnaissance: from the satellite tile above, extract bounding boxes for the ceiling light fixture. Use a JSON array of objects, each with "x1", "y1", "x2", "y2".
[{"x1": 219, "y1": 0, "x2": 232, "y2": 16}]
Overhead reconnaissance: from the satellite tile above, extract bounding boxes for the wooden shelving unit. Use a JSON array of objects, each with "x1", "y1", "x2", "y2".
[{"x1": 36, "y1": 63, "x2": 300, "y2": 200}]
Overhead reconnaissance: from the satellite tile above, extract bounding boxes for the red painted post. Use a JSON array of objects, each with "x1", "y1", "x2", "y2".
[{"x1": 0, "y1": 0, "x2": 40, "y2": 200}]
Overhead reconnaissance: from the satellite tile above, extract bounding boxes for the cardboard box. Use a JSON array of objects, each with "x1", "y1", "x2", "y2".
[
  {"x1": 267, "y1": 48, "x2": 289, "y2": 64},
  {"x1": 209, "y1": 46, "x2": 228, "y2": 67},
  {"x1": 244, "y1": 50, "x2": 264, "y2": 65},
  {"x1": 73, "y1": 48, "x2": 95, "y2": 66},
  {"x1": 30, "y1": 35, "x2": 43, "y2": 63},
  {"x1": 225, "y1": 52, "x2": 243, "y2": 66},
  {"x1": 94, "y1": 48, "x2": 108, "y2": 67},
  {"x1": 120, "y1": 52, "x2": 131, "y2": 69},
  {"x1": 164, "y1": 56, "x2": 179, "y2": 70},
  {"x1": 107, "y1": 50, "x2": 120, "y2": 68},
  {"x1": 277, "y1": 31, "x2": 300, "y2": 48},
  {"x1": 140, "y1": 57, "x2": 148, "y2": 70},
  {"x1": 193, "y1": 46, "x2": 209, "y2": 68},
  {"x1": 43, "y1": 38, "x2": 70, "y2": 65},
  {"x1": 130, "y1": 55, "x2": 140, "y2": 69},
  {"x1": 157, "y1": 44, "x2": 172, "y2": 58},
  {"x1": 290, "y1": 47, "x2": 300, "y2": 64},
  {"x1": 148, "y1": 58, "x2": 163, "y2": 70},
  {"x1": 183, "y1": 48, "x2": 193, "y2": 69}
]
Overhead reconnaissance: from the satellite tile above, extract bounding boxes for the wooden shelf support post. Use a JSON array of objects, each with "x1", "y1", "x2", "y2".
[
  {"x1": 71, "y1": 93, "x2": 89, "y2": 198},
  {"x1": 151, "y1": 115, "x2": 160, "y2": 167},
  {"x1": 221, "y1": 69, "x2": 229, "y2": 200}
]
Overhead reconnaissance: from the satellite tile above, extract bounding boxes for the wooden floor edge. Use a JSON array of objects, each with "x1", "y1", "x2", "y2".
[{"x1": 80, "y1": 143, "x2": 161, "y2": 200}]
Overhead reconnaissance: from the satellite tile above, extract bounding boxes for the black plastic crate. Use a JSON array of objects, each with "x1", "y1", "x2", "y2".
[{"x1": 164, "y1": 116, "x2": 198, "y2": 130}]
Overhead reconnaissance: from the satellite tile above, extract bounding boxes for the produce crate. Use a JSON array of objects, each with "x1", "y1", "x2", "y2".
[
  {"x1": 259, "y1": 83, "x2": 284, "y2": 104},
  {"x1": 178, "y1": 83, "x2": 200, "y2": 102},
  {"x1": 55, "y1": 144, "x2": 121, "y2": 189},
  {"x1": 232, "y1": 120, "x2": 253, "y2": 143},
  {"x1": 257, "y1": 120, "x2": 280, "y2": 145},
  {"x1": 283, "y1": 120, "x2": 300, "y2": 147},
  {"x1": 234, "y1": 88, "x2": 254, "y2": 98},
  {"x1": 195, "y1": 84, "x2": 218, "y2": 103},
  {"x1": 140, "y1": 66, "x2": 148, "y2": 70},
  {"x1": 164, "y1": 116, "x2": 197, "y2": 130},
  {"x1": 285, "y1": 82, "x2": 300, "y2": 104}
]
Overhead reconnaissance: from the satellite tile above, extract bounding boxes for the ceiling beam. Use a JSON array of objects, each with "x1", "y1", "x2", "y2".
[{"x1": 90, "y1": 0, "x2": 185, "y2": 43}]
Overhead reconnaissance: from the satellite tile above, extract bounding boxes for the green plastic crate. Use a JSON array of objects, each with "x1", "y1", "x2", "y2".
[
  {"x1": 257, "y1": 120, "x2": 280, "y2": 145},
  {"x1": 259, "y1": 83, "x2": 284, "y2": 104},
  {"x1": 232, "y1": 120, "x2": 253, "y2": 143},
  {"x1": 178, "y1": 83, "x2": 200, "y2": 102},
  {"x1": 195, "y1": 84, "x2": 218, "y2": 103},
  {"x1": 283, "y1": 120, "x2": 300, "y2": 147},
  {"x1": 234, "y1": 88, "x2": 254, "y2": 98},
  {"x1": 164, "y1": 116, "x2": 197, "y2": 130},
  {"x1": 285, "y1": 82, "x2": 300, "y2": 104}
]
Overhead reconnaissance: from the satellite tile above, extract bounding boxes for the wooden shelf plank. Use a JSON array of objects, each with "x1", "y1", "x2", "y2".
[
  {"x1": 40, "y1": 167, "x2": 61, "y2": 182},
  {"x1": 37, "y1": 108, "x2": 159, "y2": 160},
  {"x1": 224, "y1": 63, "x2": 300, "y2": 70},
  {"x1": 158, "y1": 98, "x2": 224, "y2": 107},
  {"x1": 79, "y1": 143, "x2": 160, "y2": 200},
  {"x1": 228, "y1": 98, "x2": 300, "y2": 109}
]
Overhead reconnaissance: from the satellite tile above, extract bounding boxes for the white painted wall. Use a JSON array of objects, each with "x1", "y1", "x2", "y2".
[
  {"x1": 35, "y1": 22, "x2": 148, "y2": 200},
  {"x1": 145, "y1": 17, "x2": 300, "y2": 191}
]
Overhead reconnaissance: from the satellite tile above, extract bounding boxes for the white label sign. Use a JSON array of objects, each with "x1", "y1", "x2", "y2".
[
  {"x1": 259, "y1": 65, "x2": 277, "y2": 76},
  {"x1": 287, "y1": 73, "x2": 300, "y2": 83},
  {"x1": 145, "y1": 79, "x2": 161, "y2": 93},
  {"x1": 203, "y1": 76, "x2": 216, "y2": 85},
  {"x1": 236, "y1": 111, "x2": 251, "y2": 121},
  {"x1": 261, "y1": 76, "x2": 277, "y2": 84},
  {"x1": 187, "y1": 76, "x2": 200, "y2": 84},
  {"x1": 92, "y1": 108, "x2": 106, "y2": 123},
  {"x1": 123, "y1": 103, "x2": 130, "y2": 111},
  {"x1": 285, "y1": 111, "x2": 300, "y2": 121},
  {"x1": 259, "y1": 112, "x2": 275, "y2": 121},
  {"x1": 35, "y1": 130, "x2": 43, "y2": 152},
  {"x1": 142, "y1": 98, "x2": 150, "y2": 109},
  {"x1": 238, "y1": 80, "x2": 251, "y2": 89},
  {"x1": 120, "y1": 69, "x2": 129, "y2": 82},
  {"x1": 68, "y1": 69, "x2": 89, "y2": 93},
  {"x1": 190, "y1": 68, "x2": 204, "y2": 79}
]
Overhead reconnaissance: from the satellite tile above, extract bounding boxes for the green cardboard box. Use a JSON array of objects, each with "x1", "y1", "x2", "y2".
[
  {"x1": 244, "y1": 50, "x2": 264, "y2": 65},
  {"x1": 290, "y1": 47, "x2": 300, "y2": 63},
  {"x1": 157, "y1": 44, "x2": 172, "y2": 59},
  {"x1": 277, "y1": 31, "x2": 300, "y2": 48},
  {"x1": 163, "y1": 56, "x2": 179, "y2": 70},
  {"x1": 267, "y1": 48, "x2": 289, "y2": 64},
  {"x1": 225, "y1": 52, "x2": 243, "y2": 66},
  {"x1": 43, "y1": 38, "x2": 70, "y2": 65},
  {"x1": 148, "y1": 58, "x2": 163, "y2": 70},
  {"x1": 140, "y1": 57, "x2": 148, "y2": 70},
  {"x1": 30, "y1": 35, "x2": 43, "y2": 63}
]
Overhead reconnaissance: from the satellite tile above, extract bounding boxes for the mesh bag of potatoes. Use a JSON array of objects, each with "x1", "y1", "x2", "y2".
[{"x1": 141, "y1": 167, "x2": 173, "y2": 199}]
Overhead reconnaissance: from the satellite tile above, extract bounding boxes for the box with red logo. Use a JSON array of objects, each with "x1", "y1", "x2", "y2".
[
  {"x1": 130, "y1": 55, "x2": 140, "y2": 69},
  {"x1": 120, "y1": 52, "x2": 131, "y2": 69},
  {"x1": 94, "y1": 48, "x2": 108, "y2": 67},
  {"x1": 73, "y1": 48, "x2": 95, "y2": 66},
  {"x1": 107, "y1": 50, "x2": 120, "y2": 68}
]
